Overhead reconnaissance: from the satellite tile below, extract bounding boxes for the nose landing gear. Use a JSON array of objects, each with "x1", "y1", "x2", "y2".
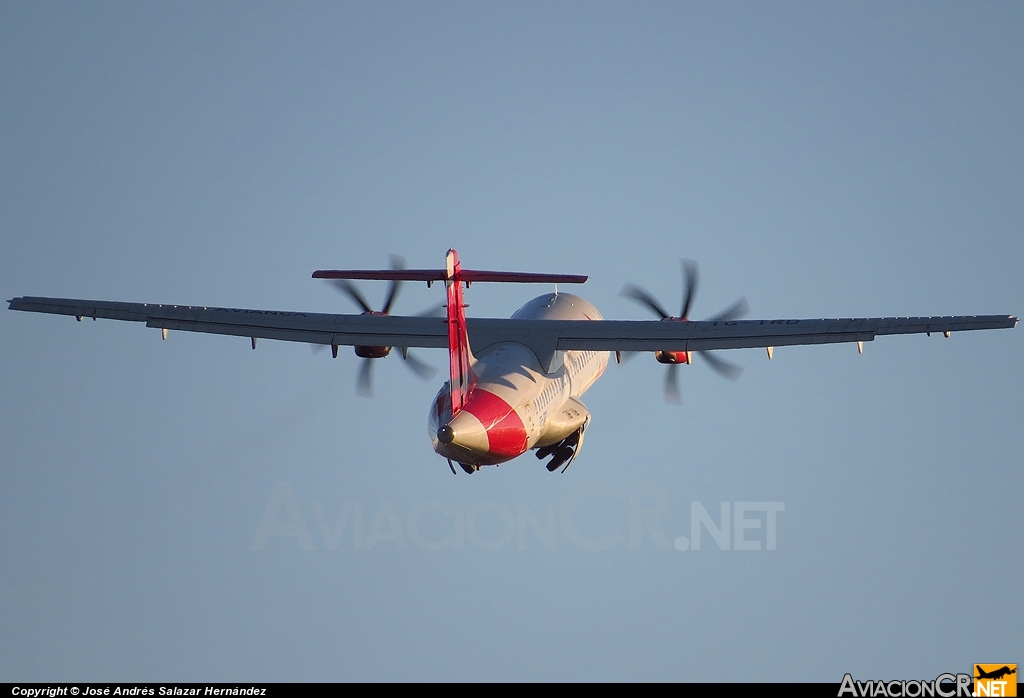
[{"x1": 447, "y1": 458, "x2": 479, "y2": 474}]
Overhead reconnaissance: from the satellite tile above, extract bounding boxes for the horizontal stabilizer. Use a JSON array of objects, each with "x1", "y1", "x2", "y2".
[{"x1": 312, "y1": 269, "x2": 587, "y2": 284}]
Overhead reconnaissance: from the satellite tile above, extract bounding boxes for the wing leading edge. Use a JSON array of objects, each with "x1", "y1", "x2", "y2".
[{"x1": 8, "y1": 296, "x2": 1016, "y2": 370}]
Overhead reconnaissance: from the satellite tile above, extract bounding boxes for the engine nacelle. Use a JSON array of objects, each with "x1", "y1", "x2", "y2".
[
  {"x1": 655, "y1": 350, "x2": 691, "y2": 364},
  {"x1": 355, "y1": 345, "x2": 391, "y2": 359}
]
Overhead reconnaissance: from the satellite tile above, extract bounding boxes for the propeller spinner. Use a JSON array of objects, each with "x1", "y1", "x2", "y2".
[{"x1": 621, "y1": 259, "x2": 748, "y2": 404}]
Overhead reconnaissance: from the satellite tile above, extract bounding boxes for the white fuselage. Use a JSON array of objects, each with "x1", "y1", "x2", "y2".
[{"x1": 428, "y1": 293, "x2": 609, "y2": 468}]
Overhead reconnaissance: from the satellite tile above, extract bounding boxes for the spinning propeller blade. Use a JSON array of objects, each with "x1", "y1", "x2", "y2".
[
  {"x1": 620, "y1": 284, "x2": 670, "y2": 320},
  {"x1": 680, "y1": 259, "x2": 699, "y2": 320},
  {"x1": 380, "y1": 254, "x2": 405, "y2": 315},
  {"x1": 357, "y1": 358, "x2": 374, "y2": 398},
  {"x1": 400, "y1": 347, "x2": 438, "y2": 380},
  {"x1": 664, "y1": 363, "x2": 682, "y2": 404},
  {"x1": 332, "y1": 279, "x2": 373, "y2": 313},
  {"x1": 706, "y1": 296, "x2": 750, "y2": 323},
  {"x1": 697, "y1": 350, "x2": 744, "y2": 381}
]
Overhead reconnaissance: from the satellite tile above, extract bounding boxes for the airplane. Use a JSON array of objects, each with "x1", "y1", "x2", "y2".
[
  {"x1": 7, "y1": 248, "x2": 1017, "y2": 474},
  {"x1": 975, "y1": 666, "x2": 1016, "y2": 681}
]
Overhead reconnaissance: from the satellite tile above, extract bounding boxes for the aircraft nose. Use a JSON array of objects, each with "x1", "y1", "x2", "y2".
[
  {"x1": 436, "y1": 411, "x2": 489, "y2": 454},
  {"x1": 436, "y1": 425, "x2": 454, "y2": 444}
]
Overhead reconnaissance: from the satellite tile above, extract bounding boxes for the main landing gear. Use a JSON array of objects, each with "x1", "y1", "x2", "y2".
[{"x1": 535, "y1": 423, "x2": 587, "y2": 473}]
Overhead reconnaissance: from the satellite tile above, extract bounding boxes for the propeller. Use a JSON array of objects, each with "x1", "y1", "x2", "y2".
[
  {"x1": 317, "y1": 255, "x2": 439, "y2": 397},
  {"x1": 621, "y1": 259, "x2": 748, "y2": 404}
]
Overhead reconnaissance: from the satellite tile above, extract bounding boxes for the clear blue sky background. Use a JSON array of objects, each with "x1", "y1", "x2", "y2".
[{"x1": 1, "y1": 1, "x2": 1021, "y2": 682}]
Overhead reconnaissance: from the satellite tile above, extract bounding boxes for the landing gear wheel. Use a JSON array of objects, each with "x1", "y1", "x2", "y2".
[{"x1": 546, "y1": 444, "x2": 575, "y2": 471}]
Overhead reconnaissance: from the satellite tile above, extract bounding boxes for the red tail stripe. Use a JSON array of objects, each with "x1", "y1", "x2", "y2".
[{"x1": 446, "y1": 250, "x2": 473, "y2": 415}]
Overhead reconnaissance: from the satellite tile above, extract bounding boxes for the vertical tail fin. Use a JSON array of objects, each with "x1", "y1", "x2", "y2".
[{"x1": 445, "y1": 249, "x2": 474, "y2": 415}]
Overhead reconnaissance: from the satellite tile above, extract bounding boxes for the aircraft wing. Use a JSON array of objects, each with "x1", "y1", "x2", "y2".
[
  {"x1": 8, "y1": 296, "x2": 1016, "y2": 369},
  {"x1": 466, "y1": 314, "x2": 1018, "y2": 370},
  {"x1": 7, "y1": 296, "x2": 449, "y2": 348},
  {"x1": 550, "y1": 315, "x2": 1018, "y2": 351}
]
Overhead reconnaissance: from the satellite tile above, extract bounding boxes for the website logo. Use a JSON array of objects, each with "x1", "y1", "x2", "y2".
[{"x1": 974, "y1": 665, "x2": 1017, "y2": 698}]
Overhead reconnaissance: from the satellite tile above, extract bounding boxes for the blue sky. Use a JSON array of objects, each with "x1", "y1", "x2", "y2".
[{"x1": 1, "y1": 1, "x2": 1021, "y2": 681}]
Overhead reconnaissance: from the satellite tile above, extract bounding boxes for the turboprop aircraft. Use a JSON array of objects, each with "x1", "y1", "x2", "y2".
[{"x1": 8, "y1": 249, "x2": 1017, "y2": 474}]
